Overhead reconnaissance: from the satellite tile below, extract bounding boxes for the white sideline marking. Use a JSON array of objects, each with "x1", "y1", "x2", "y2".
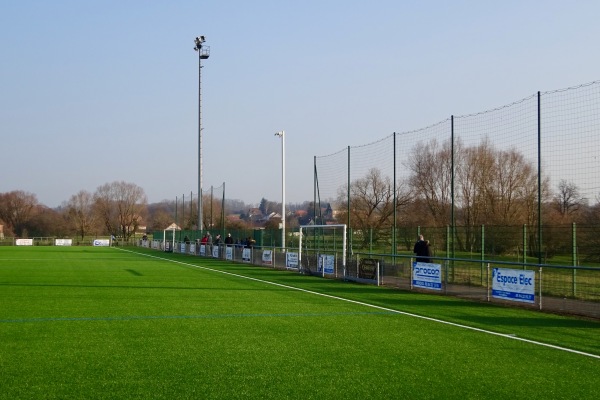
[{"x1": 120, "y1": 248, "x2": 600, "y2": 359}]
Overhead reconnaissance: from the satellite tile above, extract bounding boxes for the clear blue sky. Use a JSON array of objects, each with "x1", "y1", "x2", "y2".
[{"x1": 2, "y1": 0, "x2": 599, "y2": 208}]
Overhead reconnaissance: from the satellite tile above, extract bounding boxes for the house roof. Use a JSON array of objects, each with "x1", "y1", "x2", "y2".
[{"x1": 165, "y1": 223, "x2": 181, "y2": 230}]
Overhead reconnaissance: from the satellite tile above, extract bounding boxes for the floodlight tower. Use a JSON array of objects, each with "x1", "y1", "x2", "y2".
[
  {"x1": 275, "y1": 131, "x2": 286, "y2": 251},
  {"x1": 194, "y1": 36, "x2": 210, "y2": 232}
]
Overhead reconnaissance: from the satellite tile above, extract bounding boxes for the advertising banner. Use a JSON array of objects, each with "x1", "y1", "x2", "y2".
[
  {"x1": 359, "y1": 259, "x2": 379, "y2": 279},
  {"x1": 286, "y1": 252, "x2": 299, "y2": 269},
  {"x1": 55, "y1": 239, "x2": 73, "y2": 246},
  {"x1": 200, "y1": 245, "x2": 206, "y2": 256},
  {"x1": 492, "y1": 268, "x2": 535, "y2": 304},
  {"x1": 262, "y1": 250, "x2": 272, "y2": 265},
  {"x1": 412, "y1": 262, "x2": 442, "y2": 291},
  {"x1": 212, "y1": 245, "x2": 220, "y2": 258},
  {"x1": 93, "y1": 239, "x2": 110, "y2": 247},
  {"x1": 16, "y1": 239, "x2": 33, "y2": 246},
  {"x1": 318, "y1": 254, "x2": 335, "y2": 274},
  {"x1": 242, "y1": 248, "x2": 252, "y2": 262},
  {"x1": 225, "y1": 246, "x2": 233, "y2": 260}
]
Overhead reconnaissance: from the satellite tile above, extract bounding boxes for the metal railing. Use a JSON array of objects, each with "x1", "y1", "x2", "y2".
[{"x1": 144, "y1": 239, "x2": 599, "y2": 320}]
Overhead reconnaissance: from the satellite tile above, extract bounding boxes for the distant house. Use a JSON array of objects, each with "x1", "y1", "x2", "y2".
[
  {"x1": 226, "y1": 214, "x2": 242, "y2": 223},
  {"x1": 247, "y1": 208, "x2": 265, "y2": 222},
  {"x1": 267, "y1": 212, "x2": 281, "y2": 220},
  {"x1": 295, "y1": 210, "x2": 308, "y2": 218}
]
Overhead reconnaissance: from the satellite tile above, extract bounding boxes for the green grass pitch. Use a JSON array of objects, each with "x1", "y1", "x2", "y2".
[{"x1": 1, "y1": 246, "x2": 598, "y2": 399}]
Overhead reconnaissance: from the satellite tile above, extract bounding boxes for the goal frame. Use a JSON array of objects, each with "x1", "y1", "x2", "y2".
[{"x1": 298, "y1": 224, "x2": 347, "y2": 275}]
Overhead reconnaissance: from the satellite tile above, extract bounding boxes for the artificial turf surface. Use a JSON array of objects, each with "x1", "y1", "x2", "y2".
[{"x1": 1, "y1": 246, "x2": 598, "y2": 399}]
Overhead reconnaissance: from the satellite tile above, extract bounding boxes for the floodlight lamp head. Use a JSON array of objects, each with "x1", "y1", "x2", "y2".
[
  {"x1": 193, "y1": 36, "x2": 206, "y2": 51},
  {"x1": 275, "y1": 131, "x2": 284, "y2": 137}
]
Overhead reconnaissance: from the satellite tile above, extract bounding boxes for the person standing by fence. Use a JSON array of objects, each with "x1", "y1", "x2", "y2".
[{"x1": 414, "y1": 235, "x2": 431, "y2": 263}]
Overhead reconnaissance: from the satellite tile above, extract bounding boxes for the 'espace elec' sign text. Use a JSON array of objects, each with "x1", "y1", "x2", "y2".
[{"x1": 492, "y1": 268, "x2": 535, "y2": 304}]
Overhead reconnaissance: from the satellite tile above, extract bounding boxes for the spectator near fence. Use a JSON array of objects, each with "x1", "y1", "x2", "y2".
[{"x1": 413, "y1": 235, "x2": 431, "y2": 263}]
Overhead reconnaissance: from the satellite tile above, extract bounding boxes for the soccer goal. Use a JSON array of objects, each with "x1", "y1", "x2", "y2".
[{"x1": 298, "y1": 224, "x2": 347, "y2": 277}]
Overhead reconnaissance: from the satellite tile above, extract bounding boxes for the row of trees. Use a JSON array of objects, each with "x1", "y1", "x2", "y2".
[
  {"x1": 0, "y1": 182, "x2": 147, "y2": 241},
  {"x1": 3, "y1": 137, "x2": 596, "y2": 258},
  {"x1": 0, "y1": 184, "x2": 320, "y2": 241},
  {"x1": 332, "y1": 137, "x2": 600, "y2": 257}
]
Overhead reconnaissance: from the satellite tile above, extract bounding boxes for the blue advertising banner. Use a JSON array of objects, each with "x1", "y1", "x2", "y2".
[
  {"x1": 492, "y1": 268, "x2": 535, "y2": 304},
  {"x1": 286, "y1": 252, "x2": 299, "y2": 270},
  {"x1": 412, "y1": 262, "x2": 442, "y2": 291},
  {"x1": 318, "y1": 255, "x2": 335, "y2": 274}
]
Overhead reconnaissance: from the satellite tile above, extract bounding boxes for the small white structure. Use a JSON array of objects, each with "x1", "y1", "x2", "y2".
[{"x1": 163, "y1": 223, "x2": 181, "y2": 252}]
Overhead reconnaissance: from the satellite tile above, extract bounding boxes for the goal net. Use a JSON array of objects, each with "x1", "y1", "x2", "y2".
[{"x1": 298, "y1": 224, "x2": 347, "y2": 277}]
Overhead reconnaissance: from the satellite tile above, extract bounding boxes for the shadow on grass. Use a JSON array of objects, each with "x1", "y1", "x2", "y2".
[{"x1": 0, "y1": 282, "x2": 291, "y2": 291}]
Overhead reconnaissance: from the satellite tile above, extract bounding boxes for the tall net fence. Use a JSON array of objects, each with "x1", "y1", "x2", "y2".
[
  {"x1": 542, "y1": 82, "x2": 600, "y2": 208},
  {"x1": 315, "y1": 80, "x2": 600, "y2": 266}
]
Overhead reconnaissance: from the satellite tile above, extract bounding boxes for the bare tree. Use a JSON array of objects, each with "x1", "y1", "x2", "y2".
[
  {"x1": 456, "y1": 139, "x2": 492, "y2": 251},
  {"x1": 407, "y1": 139, "x2": 453, "y2": 226},
  {"x1": 65, "y1": 190, "x2": 97, "y2": 239},
  {"x1": 0, "y1": 191, "x2": 38, "y2": 237},
  {"x1": 202, "y1": 193, "x2": 224, "y2": 230},
  {"x1": 336, "y1": 168, "x2": 411, "y2": 247},
  {"x1": 487, "y1": 148, "x2": 535, "y2": 224},
  {"x1": 29, "y1": 205, "x2": 69, "y2": 237},
  {"x1": 552, "y1": 179, "x2": 583, "y2": 219},
  {"x1": 147, "y1": 201, "x2": 175, "y2": 232},
  {"x1": 93, "y1": 181, "x2": 147, "y2": 241}
]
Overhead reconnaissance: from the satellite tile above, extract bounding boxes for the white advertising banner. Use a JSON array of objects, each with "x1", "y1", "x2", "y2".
[
  {"x1": 189, "y1": 243, "x2": 196, "y2": 255},
  {"x1": 93, "y1": 239, "x2": 110, "y2": 247},
  {"x1": 225, "y1": 246, "x2": 233, "y2": 260},
  {"x1": 318, "y1": 254, "x2": 335, "y2": 274},
  {"x1": 55, "y1": 239, "x2": 73, "y2": 246},
  {"x1": 492, "y1": 268, "x2": 535, "y2": 304},
  {"x1": 286, "y1": 252, "x2": 299, "y2": 269},
  {"x1": 412, "y1": 262, "x2": 442, "y2": 291},
  {"x1": 212, "y1": 245, "x2": 220, "y2": 258},
  {"x1": 200, "y1": 245, "x2": 206, "y2": 256},
  {"x1": 242, "y1": 248, "x2": 251, "y2": 262},
  {"x1": 262, "y1": 250, "x2": 272, "y2": 265},
  {"x1": 16, "y1": 239, "x2": 33, "y2": 246}
]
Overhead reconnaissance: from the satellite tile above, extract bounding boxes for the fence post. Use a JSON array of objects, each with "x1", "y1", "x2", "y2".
[
  {"x1": 446, "y1": 225, "x2": 450, "y2": 261},
  {"x1": 572, "y1": 222, "x2": 577, "y2": 297},
  {"x1": 523, "y1": 224, "x2": 527, "y2": 267},
  {"x1": 481, "y1": 225, "x2": 485, "y2": 286},
  {"x1": 393, "y1": 132, "x2": 397, "y2": 259},
  {"x1": 537, "y1": 91, "x2": 543, "y2": 265},
  {"x1": 486, "y1": 263, "x2": 491, "y2": 302},
  {"x1": 539, "y1": 266, "x2": 543, "y2": 311}
]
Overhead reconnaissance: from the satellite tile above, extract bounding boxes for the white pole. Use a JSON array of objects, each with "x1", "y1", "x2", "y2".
[
  {"x1": 275, "y1": 131, "x2": 286, "y2": 251},
  {"x1": 282, "y1": 131, "x2": 286, "y2": 252}
]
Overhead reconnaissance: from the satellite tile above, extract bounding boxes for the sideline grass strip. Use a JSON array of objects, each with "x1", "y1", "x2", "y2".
[
  {"x1": 124, "y1": 247, "x2": 600, "y2": 360},
  {"x1": 1, "y1": 246, "x2": 599, "y2": 399}
]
